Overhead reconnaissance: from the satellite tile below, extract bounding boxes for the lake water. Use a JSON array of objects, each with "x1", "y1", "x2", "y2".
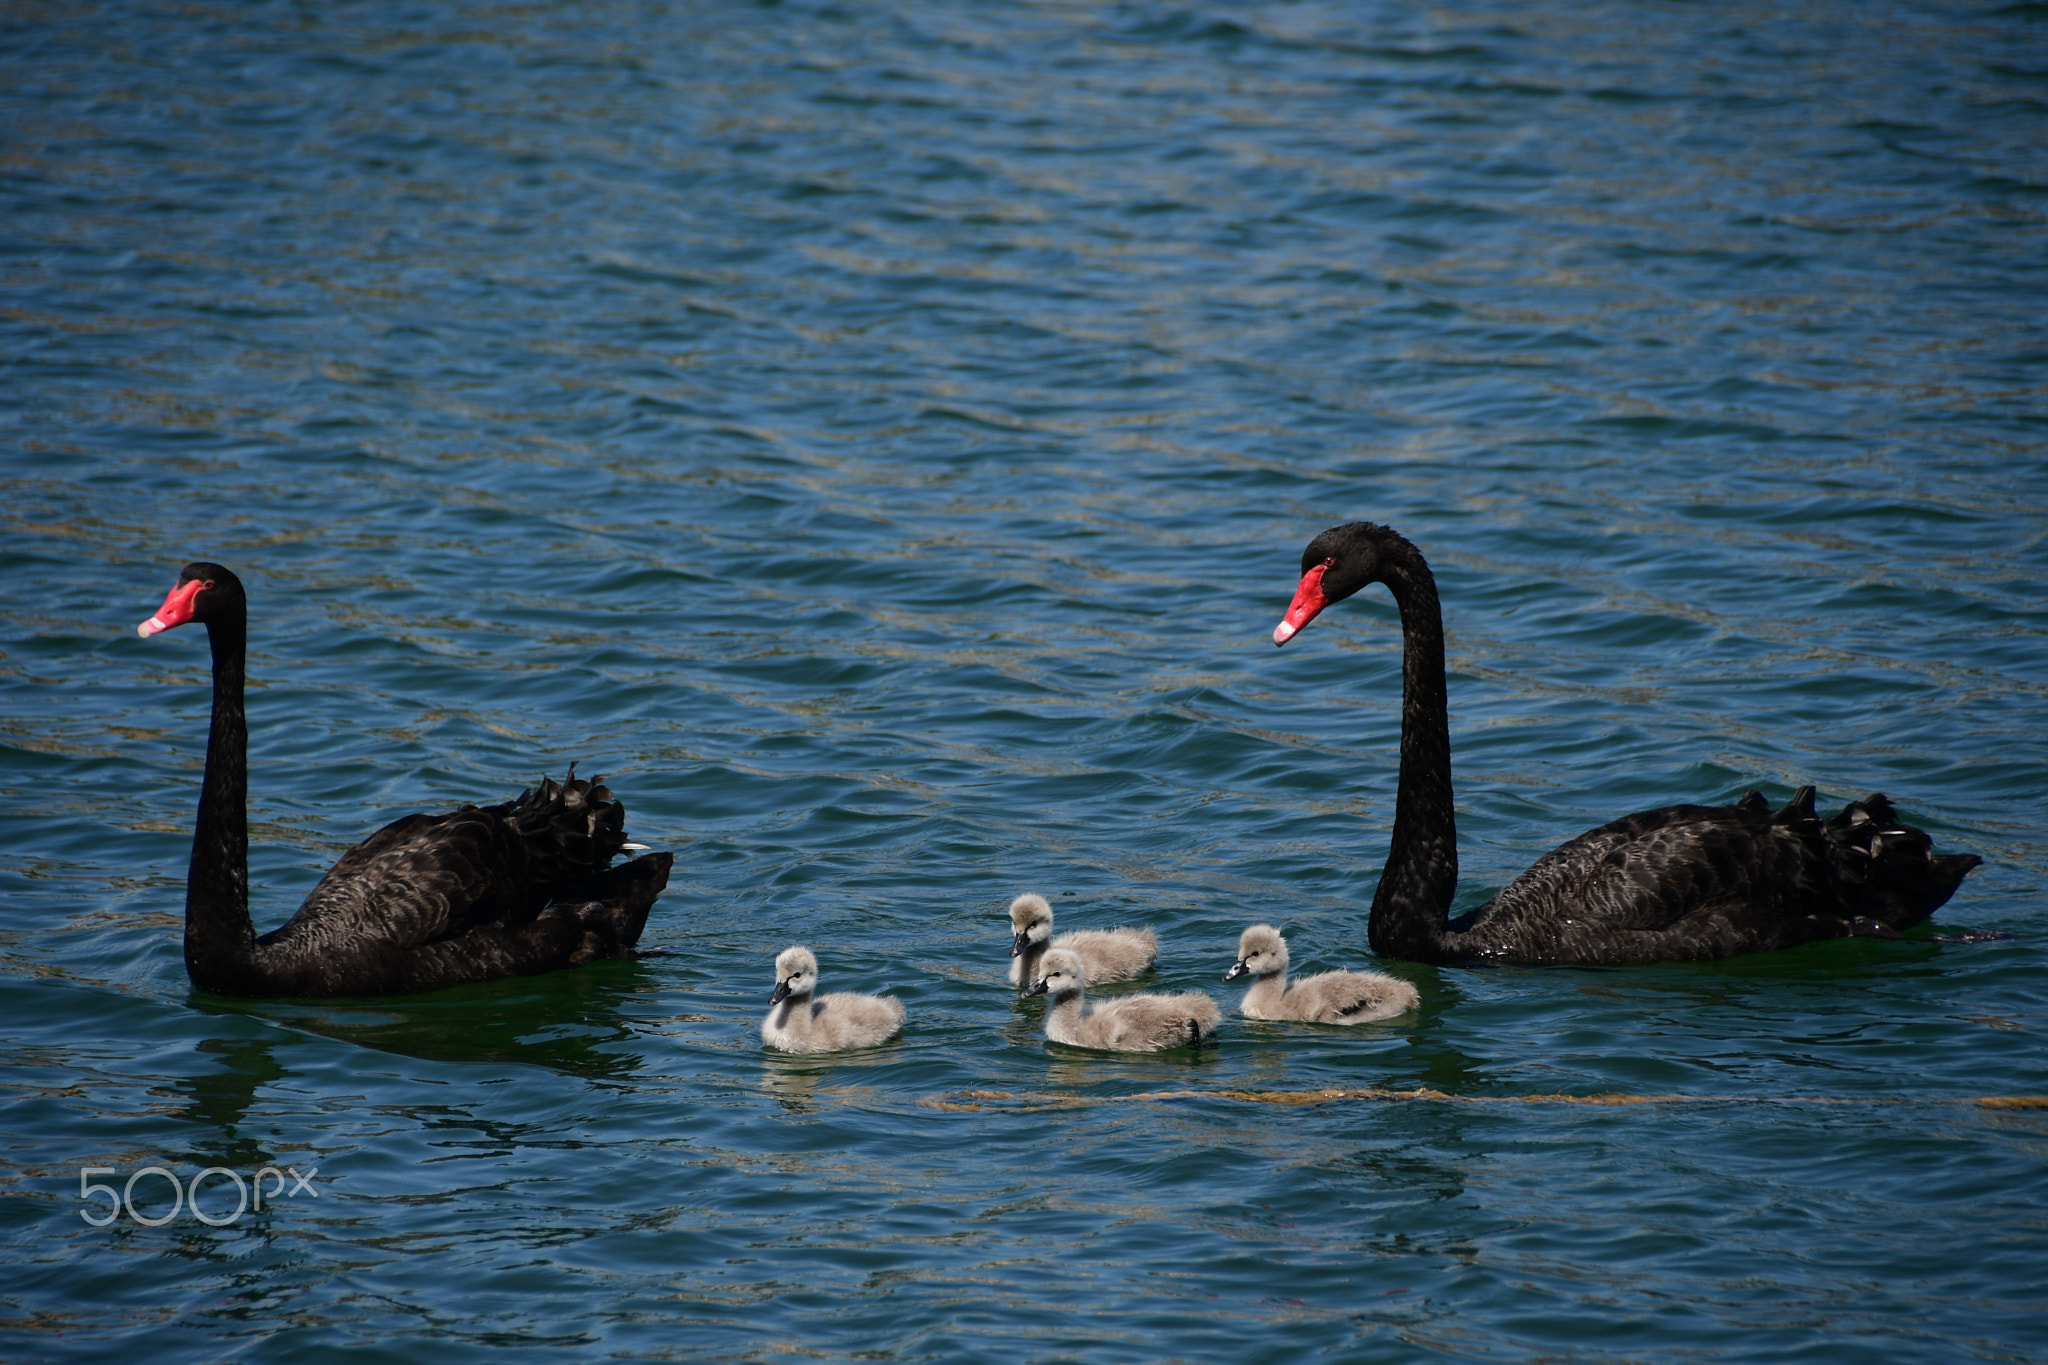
[{"x1": 3, "y1": 2, "x2": 2046, "y2": 1360}]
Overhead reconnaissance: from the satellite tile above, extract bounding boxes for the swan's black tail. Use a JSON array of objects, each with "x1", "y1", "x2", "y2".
[
  {"x1": 1822, "y1": 792, "x2": 1982, "y2": 933},
  {"x1": 553, "y1": 851, "x2": 672, "y2": 962}
]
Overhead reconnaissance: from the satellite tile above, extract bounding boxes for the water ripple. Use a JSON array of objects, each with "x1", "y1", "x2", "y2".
[{"x1": 4, "y1": 1, "x2": 2046, "y2": 1361}]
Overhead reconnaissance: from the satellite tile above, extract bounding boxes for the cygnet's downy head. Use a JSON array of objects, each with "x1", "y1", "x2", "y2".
[
  {"x1": 1009, "y1": 893, "x2": 1054, "y2": 958},
  {"x1": 1224, "y1": 924, "x2": 1290, "y2": 982},
  {"x1": 770, "y1": 946, "x2": 818, "y2": 1004},
  {"x1": 1025, "y1": 946, "x2": 1087, "y2": 998}
]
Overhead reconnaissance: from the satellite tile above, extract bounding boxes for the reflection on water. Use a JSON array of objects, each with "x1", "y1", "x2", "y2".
[
  {"x1": 758, "y1": 1057, "x2": 833, "y2": 1114},
  {"x1": 205, "y1": 962, "x2": 659, "y2": 1079},
  {"x1": 165, "y1": 1035, "x2": 292, "y2": 1172}
]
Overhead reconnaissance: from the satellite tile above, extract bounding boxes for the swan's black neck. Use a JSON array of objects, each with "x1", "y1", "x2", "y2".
[
  {"x1": 185, "y1": 609, "x2": 256, "y2": 990},
  {"x1": 1366, "y1": 535, "x2": 1461, "y2": 962}
]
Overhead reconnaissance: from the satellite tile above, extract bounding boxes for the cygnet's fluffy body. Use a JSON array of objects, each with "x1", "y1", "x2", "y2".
[
  {"x1": 762, "y1": 945, "x2": 906, "y2": 1054},
  {"x1": 1224, "y1": 924, "x2": 1417, "y2": 1024},
  {"x1": 1026, "y1": 947, "x2": 1220, "y2": 1052},
  {"x1": 1007, "y1": 893, "x2": 1158, "y2": 988}
]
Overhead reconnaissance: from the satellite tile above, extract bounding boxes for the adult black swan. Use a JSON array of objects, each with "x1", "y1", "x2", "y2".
[
  {"x1": 138, "y1": 562, "x2": 672, "y2": 997},
  {"x1": 1272, "y1": 522, "x2": 1981, "y2": 966}
]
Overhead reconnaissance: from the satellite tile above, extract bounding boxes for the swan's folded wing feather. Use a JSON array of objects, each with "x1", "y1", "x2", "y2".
[
  {"x1": 262, "y1": 807, "x2": 537, "y2": 955},
  {"x1": 1478, "y1": 804, "x2": 1819, "y2": 935}
]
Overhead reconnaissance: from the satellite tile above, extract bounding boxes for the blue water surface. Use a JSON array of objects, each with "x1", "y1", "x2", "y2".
[{"x1": 3, "y1": 1, "x2": 2046, "y2": 1361}]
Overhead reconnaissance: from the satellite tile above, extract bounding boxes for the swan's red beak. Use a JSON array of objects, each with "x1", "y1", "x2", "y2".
[
  {"x1": 1273, "y1": 561, "x2": 1332, "y2": 646},
  {"x1": 138, "y1": 578, "x2": 206, "y2": 638}
]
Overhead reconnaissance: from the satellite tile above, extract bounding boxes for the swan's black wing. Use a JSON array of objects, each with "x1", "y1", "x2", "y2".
[
  {"x1": 1455, "y1": 789, "x2": 1979, "y2": 965},
  {"x1": 260, "y1": 807, "x2": 537, "y2": 954},
  {"x1": 252, "y1": 772, "x2": 640, "y2": 993}
]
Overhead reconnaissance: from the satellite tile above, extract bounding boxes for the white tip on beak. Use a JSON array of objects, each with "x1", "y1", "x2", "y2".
[
  {"x1": 1272, "y1": 618, "x2": 1297, "y2": 646},
  {"x1": 137, "y1": 616, "x2": 170, "y2": 638}
]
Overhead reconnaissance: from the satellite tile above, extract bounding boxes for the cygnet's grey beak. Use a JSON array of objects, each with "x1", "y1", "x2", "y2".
[
  {"x1": 1024, "y1": 977, "x2": 1050, "y2": 998},
  {"x1": 1223, "y1": 959, "x2": 1249, "y2": 982},
  {"x1": 1010, "y1": 931, "x2": 1031, "y2": 958},
  {"x1": 769, "y1": 980, "x2": 792, "y2": 1005}
]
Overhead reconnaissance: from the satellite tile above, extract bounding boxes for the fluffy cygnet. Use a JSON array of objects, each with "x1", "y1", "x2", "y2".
[
  {"x1": 1026, "y1": 947, "x2": 1220, "y2": 1052},
  {"x1": 1224, "y1": 924, "x2": 1418, "y2": 1024},
  {"x1": 1007, "y1": 893, "x2": 1158, "y2": 988},
  {"x1": 762, "y1": 945, "x2": 906, "y2": 1054}
]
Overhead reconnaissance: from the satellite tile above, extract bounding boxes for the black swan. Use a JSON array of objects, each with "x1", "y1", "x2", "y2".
[
  {"x1": 138, "y1": 562, "x2": 672, "y2": 997},
  {"x1": 1272, "y1": 522, "x2": 1981, "y2": 966}
]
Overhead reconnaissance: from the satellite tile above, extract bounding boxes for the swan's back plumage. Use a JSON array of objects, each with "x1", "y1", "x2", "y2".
[
  {"x1": 1053, "y1": 926, "x2": 1159, "y2": 980},
  {"x1": 286, "y1": 774, "x2": 627, "y2": 945},
  {"x1": 1455, "y1": 788, "x2": 1982, "y2": 965},
  {"x1": 1029, "y1": 947, "x2": 1219, "y2": 1052},
  {"x1": 1056, "y1": 995, "x2": 1218, "y2": 1051},
  {"x1": 255, "y1": 773, "x2": 666, "y2": 995},
  {"x1": 1007, "y1": 893, "x2": 1158, "y2": 986},
  {"x1": 1228, "y1": 924, "x2": 1417, "y2": 1024}
]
